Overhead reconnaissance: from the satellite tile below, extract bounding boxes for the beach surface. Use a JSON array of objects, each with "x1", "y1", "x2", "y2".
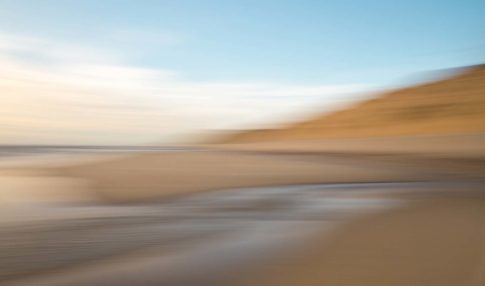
[{"x1": 0, "y1": 140, "x2": 484, "y2": 285}]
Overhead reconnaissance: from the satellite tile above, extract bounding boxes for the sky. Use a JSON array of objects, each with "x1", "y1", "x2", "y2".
[{"x1": 0, "y1": 0, "x2": 484, "y2": 144}]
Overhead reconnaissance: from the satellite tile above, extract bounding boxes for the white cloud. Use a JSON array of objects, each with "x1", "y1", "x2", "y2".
[
  {"x1": 0, "y1": 33, "x2": 122, "y2": 64},
  {"x1": 0, "y1": 32, "x2": 371, "y2": 145}
]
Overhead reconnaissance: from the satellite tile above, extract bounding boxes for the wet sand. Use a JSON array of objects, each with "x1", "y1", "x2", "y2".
[
  {"x1": 1, "y1": 146, "x2": 484, "y2": 285},
  {"x1": 2, "y1": 182, "x2": 429, "y2": 285}
]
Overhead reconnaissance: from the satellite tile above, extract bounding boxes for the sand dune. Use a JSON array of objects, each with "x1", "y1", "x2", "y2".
[{"x1": 219, "y1": 64, "x2": 485, "y2": 143}]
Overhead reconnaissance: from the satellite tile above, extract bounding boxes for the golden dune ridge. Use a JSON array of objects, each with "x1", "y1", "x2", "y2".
[{"x1": 219, "y1": 64, "x2": 485, "y2": 143}]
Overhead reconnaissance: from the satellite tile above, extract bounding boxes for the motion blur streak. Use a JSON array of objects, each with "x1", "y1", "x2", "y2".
[{"x1": 1, "y1": 1, "x2": 485, "y2": 286}]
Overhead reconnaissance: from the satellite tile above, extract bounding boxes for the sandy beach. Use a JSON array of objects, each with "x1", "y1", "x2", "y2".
[
  {"x1": 0, "y1": 140, "x2": 484, "y2": 285},
  {"x1": 9, "y1": 133, "x2": 476, "y2": 205},
  {"x1": 238, "y1": 195, "x2": 485, "y2": 286},
  {"x1": 52, "y1": 150, "x2": 424, "y2": 203}
]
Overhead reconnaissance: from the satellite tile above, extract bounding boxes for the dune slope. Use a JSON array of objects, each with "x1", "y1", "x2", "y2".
[{"x1": 220, "y1": 65, "x2": 485, "y2": 143}]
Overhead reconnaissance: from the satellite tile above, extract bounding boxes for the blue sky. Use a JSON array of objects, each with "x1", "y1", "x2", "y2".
[
  {"x1": 1, "y1": 0, "x2": 483, "y2": 84},
  {"x1": 0, "y1": 0, "x2": 484, "y2": 144}
]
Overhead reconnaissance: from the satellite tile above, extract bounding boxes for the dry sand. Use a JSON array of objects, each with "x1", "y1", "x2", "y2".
[
  {"x1": 51, "y1": 151, "x2": 418, "y2": 203},
  {"x1": 211, "y1": 133, "x2": 485, "y2": 157},
  {"x1": 238, "y1": 196, "x2": 485, "y2": 286},
  {"x1": 3, "y1": 133, "x2": 482, "y2": 204},
  {"x1": 0, "y1": 169, "x2": 95, "y2": 205}
]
